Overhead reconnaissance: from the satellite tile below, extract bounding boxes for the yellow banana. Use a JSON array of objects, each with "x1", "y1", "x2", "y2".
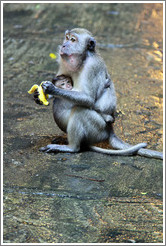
[{"x1": 28, "y1": 82, "x2": 49, "y2": 106}]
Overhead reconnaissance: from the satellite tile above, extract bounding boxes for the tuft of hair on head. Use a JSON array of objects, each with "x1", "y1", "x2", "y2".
[{"x1": 70, "y1": 28, "x2": 93, "y2": 36}]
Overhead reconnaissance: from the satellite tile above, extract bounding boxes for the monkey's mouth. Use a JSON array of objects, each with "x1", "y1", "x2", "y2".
[
  {"x1": 60, "y1": 51, "x2": 67, "y2": 57},
  {"x1": 60, "y1": 47, "x2": 76, "y2": 58},
  {"x1": 60, "y1": 51, "x2": 73, "y2": 57},
  {"x1": 60, "y1": 47, "x2": 70, "y2": 57},
  {"x1": 60, "y1": 52, "x2": 76, "y2": 63}
]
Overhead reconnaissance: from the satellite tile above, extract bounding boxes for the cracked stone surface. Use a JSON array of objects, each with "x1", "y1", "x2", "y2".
[{"x1": 3, "y1": 2, "x2": 163, "y2": 243}]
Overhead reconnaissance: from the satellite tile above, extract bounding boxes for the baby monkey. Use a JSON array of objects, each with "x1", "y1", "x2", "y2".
[
  {"x1": 52, "y1": 75, "x2": 115, "y2": 123},
  {"x1": 52, "y1": 75, "x2": 73, "y2": 90}
]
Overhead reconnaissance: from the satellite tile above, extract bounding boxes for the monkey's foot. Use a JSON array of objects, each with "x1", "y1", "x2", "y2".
[{"x1": 39, "y1": 144, "x2": 78, "y2": 153}]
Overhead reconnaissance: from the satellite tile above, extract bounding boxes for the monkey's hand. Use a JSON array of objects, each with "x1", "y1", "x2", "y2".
[
  {"x1": 41, "y1": 81, "x2": 57, "y2": 95},
  {"x1": 28, "y1": 82, "x2": 49, "y2": 106},
  {"x1": 33, "y1": 89, "x2": 43, "y2": 105},
  {"x1": 42, "y1": 81, "x2": 95, "y2": 107}
]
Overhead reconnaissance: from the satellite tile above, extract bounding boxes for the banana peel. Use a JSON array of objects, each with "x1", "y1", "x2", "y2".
[{"x1": 28, "y1": 82, "x2": 49, "y2": 106}]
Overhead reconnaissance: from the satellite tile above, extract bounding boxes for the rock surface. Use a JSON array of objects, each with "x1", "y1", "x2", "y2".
[{"x1": 3, "y1": 3, "x2": 163, "y2": 243}]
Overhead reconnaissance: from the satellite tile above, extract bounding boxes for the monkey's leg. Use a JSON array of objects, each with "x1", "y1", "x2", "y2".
[
  {"x1": 109, "y1": 129, "x2": 163, "y2": 160},
  {"x1": 67, "y1": 108, "x2": 146, "y2": 157},
  {"x1": 40, "y1": 107, "x2": 82, "y2": 153}
]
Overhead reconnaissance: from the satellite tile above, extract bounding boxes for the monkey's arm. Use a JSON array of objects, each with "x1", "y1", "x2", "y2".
[{"x1": 42, "y1": 81, "x2": 95, "y2": 107}]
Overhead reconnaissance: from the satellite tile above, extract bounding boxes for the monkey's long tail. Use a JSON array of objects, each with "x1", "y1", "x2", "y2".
[
  {"x1": 109, "y1": 132, "x2": 163, "y2": 160},
  {"x1": 90, "y1": 143, "x2": 147, "y2": 156}
]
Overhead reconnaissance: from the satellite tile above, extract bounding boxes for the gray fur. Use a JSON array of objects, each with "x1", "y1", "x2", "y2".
[{"x1": 40, "y1": 28, "x2": 162, "y2": 159}]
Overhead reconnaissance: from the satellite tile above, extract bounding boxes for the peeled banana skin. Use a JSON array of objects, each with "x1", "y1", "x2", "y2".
[{"x1": 28, "y1": 82, "x2": 49, "y2": 106}]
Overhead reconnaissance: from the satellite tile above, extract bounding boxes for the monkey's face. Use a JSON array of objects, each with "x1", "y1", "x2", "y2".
[
  {"x1": 55, "y1": 79, "x2": 72, "y2": 90},
  {"x1": 60, "y1": 34, "x2": 84, "y2": 72},
  {"x1": 60, "y1": 30, "x2": 84, "y2": 56},
  {"x1": 59, "y1": 29, "x2": 96, "y2": 72}
]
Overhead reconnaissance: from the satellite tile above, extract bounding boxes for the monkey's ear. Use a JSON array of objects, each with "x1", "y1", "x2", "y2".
[{"x1": 87, "y1": 37, "x2": 96, "y2": 52}]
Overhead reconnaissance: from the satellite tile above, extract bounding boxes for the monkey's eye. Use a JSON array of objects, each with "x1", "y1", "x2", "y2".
[{"x1": 70, "y1": 37, "x2": 76, "y2": 42}]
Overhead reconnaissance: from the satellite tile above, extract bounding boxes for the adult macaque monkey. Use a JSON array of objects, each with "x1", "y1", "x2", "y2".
[{"x1": 39, "y1": 28, "x2": 162, "y2": 159}]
